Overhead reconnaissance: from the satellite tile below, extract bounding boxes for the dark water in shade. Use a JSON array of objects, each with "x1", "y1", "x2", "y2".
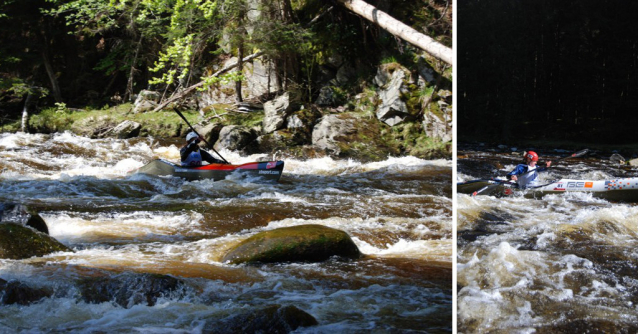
[
  {"x1": 0, "y1": 132, "x2": 452, "y2": 332},
  {"x1": 457, "y1": 145, "x2": 638, "y2": 333}
]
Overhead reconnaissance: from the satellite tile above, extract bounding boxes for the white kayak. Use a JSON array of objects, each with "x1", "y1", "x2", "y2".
[{"x1": 457, "y1": 177, "x2": 638, "y2": 202}]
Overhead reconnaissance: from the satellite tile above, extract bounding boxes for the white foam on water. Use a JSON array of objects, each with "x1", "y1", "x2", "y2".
[
  {"x1": 44, "y1": 211, "x2": 206, "y2": 244},
  {"x1": 356, "y1": 238, "x2": 451, "y2": 262}
]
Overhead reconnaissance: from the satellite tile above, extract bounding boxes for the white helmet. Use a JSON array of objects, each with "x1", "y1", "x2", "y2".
[{"x1": 186, "y1": 132, "x2": 198, "y2": 142}]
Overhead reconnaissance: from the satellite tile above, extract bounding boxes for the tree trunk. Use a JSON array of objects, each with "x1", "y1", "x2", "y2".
[
  {"x1": 41, "y1": 47, "x2": 63, "y2": 102},
  {"x1": 235, "y1": 43, "x2": 244, "y2": 103},
  {"x1": 21, "y1": 92, "x2": 33, "y2": 133},
  {"x1": 125, "y1": 36, "x2": 143, "y2": 102},
  {"x1": 335, "y1": 0, "x2": 453, "y2": 65}
]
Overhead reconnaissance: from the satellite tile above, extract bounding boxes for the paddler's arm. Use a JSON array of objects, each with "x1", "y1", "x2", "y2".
[
  {"x1": 180, "y1": 142, "x2": 199, "y2": 161},
  {"x1": 506, "y1": 164, "x2": 526, "y2": 181},
  {"x1": 537, "y1": 161, "x2": 552, "y2": 172}
]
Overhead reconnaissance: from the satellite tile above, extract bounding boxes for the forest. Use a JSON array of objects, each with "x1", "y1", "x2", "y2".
[
  {"x1": 458, "y1": 0, "x2": 638, "y2": 145},
  {"x1": 0, "y1": 0, "x2": 451, "y2": 128}
]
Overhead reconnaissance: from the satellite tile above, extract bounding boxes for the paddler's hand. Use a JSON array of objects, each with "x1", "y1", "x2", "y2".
[
  {"x1": 510, "y1": 175, "x2": 518, "y2": 181},
  {"x1": 546, "y1": 161, "x2": 552, "y2": 168}
]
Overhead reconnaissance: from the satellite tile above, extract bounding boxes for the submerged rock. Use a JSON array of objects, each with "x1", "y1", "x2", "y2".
[
  {"x1": 0, "y1": 278, "x2": 51, "y2": 305},
  {"x1": 222, "y1": 224, "x2": 361, "y2": 264},
  {"x1": 204, "y1": 304, "x2": 318, "y2": 334},
  {"x1": 0, "y1": 223, "x2": 71, "y2": 260},
  {"x1": 78, "y1": 273, "x2": 184, "y2": 308}
]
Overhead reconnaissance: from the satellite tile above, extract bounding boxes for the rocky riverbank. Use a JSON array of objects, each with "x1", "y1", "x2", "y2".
[{"x1": 6, "y1": 61, "x2": 451, "y2": 162}]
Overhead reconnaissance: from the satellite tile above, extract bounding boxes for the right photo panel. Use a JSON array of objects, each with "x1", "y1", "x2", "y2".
[{"x1": 457, "y1": 1, "x2": 638, "y2": 332}]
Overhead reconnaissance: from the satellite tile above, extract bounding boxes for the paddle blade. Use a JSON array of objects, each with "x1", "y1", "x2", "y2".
[{"x1": 569, "y1": 149, "x2": 589, "y2": 159}]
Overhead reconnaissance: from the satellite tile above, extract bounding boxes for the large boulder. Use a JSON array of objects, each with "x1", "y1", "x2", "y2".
[
  {"x1": 132, "y1": 90, "x2": 161, "y2": 114},
  {"x1": 204, "y1": 305, "x2": 318, "y2": 334},
  {"x1": 0, "y1": 203, "x2": 49, "y2": 234},
  {"x1": 222, "y1": 224, "x2": 361, "y2": 264},
  {"x1": 263, "y1": 93, "x2": 295, "y2": 134},
  {"x1": 0, "y1": 223, "x2": 71, "y2": 259},
  {"x1": 311, "y1": 114, "x2": 356, "y2": 155},
  {"x1": 195, "y1": 122, "x2": 225, "y2": 146},
  {"x1": 102, "y1": 120, "x2": 142, "y2": 139},
  {"x1": 78, "y1": 273, "x2": 184, "y2": 308},
  {"x1": 215, "y1": 125, "x2": 257, "y2": 151},
  {"x1": 374, "y1": 64, "x2": 411, "y2": 126},
  {"x1": 0, "y1": 278, "x2": 51, "y2": 305}
]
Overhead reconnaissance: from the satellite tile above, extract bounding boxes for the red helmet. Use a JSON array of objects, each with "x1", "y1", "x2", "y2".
[{"x1": 525, "y1": 151, "x2": 539, "y2": 162}]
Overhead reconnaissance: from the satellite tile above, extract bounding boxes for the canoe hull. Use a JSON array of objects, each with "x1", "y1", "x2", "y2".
[
  {"x1": 137, "y1": 159, "x2": 284, "y2": 182},
  {"x1": 458, "y1": 178, "x2": 638, "y2": 202}
]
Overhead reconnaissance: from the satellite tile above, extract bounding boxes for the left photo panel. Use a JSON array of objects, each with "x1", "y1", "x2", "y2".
[{"x1": 0, "y1": 0, "x2": 454, "y2": 332}]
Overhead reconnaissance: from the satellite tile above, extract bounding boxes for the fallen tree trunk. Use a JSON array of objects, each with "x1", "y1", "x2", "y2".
[
  {"x1": 152, "y1": 51, "x2": 265, "y2": 112},
  {"x1": 336, "y1": 0, "x2": 453, "y2": 65}
]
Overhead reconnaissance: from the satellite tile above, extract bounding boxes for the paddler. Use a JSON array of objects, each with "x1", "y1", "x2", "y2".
[
  {"x1": 180, "y1": 132, "x2": 225, "y2": 166},
  {"x1": 506, "y1": 151, "x2": 551, "y2": 188}
]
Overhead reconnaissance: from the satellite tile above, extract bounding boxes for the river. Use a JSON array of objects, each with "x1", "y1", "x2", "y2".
[
  {"x1": 0, "y1": 132, "x2": 452, "y2": 333},
  {"x1": 457, "y1": 145, "x2": 638, "y2": 332}
]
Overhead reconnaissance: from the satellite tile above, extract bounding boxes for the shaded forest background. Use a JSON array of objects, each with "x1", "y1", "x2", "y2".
[
  {"x1": 0, "y1": 0, "x2": 451, "y2": 118},
  {"x1": 458, "y1": 0, "x2": 638, "y2": 145}
]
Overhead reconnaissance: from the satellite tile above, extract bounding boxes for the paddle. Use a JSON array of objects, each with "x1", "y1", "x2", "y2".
[
  {"x1": 471, "y1": 148, "x2": 589, "y2": 197},
  {"x1": 172, "y1": 109, "x2": 230, "y2": 164}
]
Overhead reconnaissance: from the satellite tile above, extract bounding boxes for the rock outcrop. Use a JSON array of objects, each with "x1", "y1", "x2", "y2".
[{"x1": 374, "y1": 64, "x2": 411, "y2": 126}]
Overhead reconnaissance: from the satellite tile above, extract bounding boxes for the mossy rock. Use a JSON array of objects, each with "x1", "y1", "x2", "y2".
[
  {"x1": 0, "y1": 223, "x2": 72, "y2": 259},
  {"x1": 222, "y1": 224, "x2": 361, "y2": 264}
]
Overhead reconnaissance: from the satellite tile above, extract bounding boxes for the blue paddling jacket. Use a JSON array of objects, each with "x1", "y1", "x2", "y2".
[
  {"x1": 507, "y1": 164, "x2": 548, "y2": 188},
  {"x1": 180, "y1": 142, "x2": 223, "y2": 166}
]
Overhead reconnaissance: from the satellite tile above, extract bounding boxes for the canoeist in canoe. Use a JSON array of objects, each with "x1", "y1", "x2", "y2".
[
  {"x1": 180, "y1": 132, "x2": 226, "y2": 166},
  {"x1": 506, "y1": 151, "x2": 551, "y2": 188}
]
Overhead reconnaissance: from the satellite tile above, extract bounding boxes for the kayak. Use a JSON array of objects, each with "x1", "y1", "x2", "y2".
[
  {"x1": 136, "y1": 159, "x2": 284, "y2": 182},
  {"x1": 458, "y1": 177, "x2": 638, "y2": 202}
]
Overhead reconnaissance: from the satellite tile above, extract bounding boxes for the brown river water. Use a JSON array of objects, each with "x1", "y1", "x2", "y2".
[
  {"x1": 0, "y1": 132, "x2": 452, "y2": 332},
  {"x1": 458, "y1": 145, "x2": 638, "y2": 332}
]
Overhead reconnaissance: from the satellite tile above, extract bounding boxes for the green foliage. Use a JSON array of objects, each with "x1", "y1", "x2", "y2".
[
  {"x1": 54, "y1": 102, "x2": 68, "y2": 113},
  {"x1": 381, "y1": 56, "x2": 398, "y2": 64},
  {"x1": 149, "y1": 34, "x2": 194, "y2": 85},
  {"x1": 200, "y1": 71, "x2": 244, "y2": 90}
]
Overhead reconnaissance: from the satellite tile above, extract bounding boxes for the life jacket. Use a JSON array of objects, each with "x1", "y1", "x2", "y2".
[
  {"x1": 182, "y1": 150, "x2": 203, "y2": 166},
  {"x1": 517, "y1": 165, "x2": 538, "y2": 188}
]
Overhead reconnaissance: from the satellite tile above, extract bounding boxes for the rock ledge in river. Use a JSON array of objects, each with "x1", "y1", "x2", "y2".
[
  {"x1": 222, "y1": 224, "x2": 362, "y2": 264},
  {"x1": 0, "y1": 223, "x2": 71, "y2": 260}
]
